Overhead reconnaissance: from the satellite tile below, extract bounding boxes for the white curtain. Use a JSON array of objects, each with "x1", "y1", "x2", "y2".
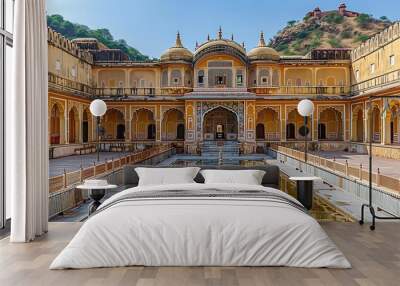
[{"x1": 7, "y1": 0, "x2": 49, "y2": 242}]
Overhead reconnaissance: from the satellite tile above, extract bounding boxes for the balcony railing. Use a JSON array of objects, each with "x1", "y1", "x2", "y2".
[
  {"x1": 250, "y1": 85, "x2": 350, "y2": 95},
  {"x1": 351, "y1": 68, "x2": 400, "y2": 96},
  {"x1": 48, "y1": 72, "x2": 93, "y2": 96},
  {"x1": 94, "y1": 87, "x2": 157, "y2": 97}
]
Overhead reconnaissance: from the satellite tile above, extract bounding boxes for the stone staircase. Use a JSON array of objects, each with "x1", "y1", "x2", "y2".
[{"x1": 201, "y1": 141, "x2": 240, "y2": 158}]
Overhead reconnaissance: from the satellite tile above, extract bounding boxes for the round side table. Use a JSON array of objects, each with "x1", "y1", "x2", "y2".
[{"x1": 76, "y1": 183, "x2": 117, "y2": 215}]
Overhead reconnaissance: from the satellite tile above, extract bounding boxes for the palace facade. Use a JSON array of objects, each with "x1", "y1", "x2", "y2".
[{"x1": 48, "y1": 23, "x2": 400, "y2": 157}]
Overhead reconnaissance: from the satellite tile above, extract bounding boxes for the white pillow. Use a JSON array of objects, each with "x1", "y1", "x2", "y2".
[
  {"x1": 135, "y1": 167, "x2": 200, "y2": 186},
  {"x1": 200, "y1": 169, "x2": 266, "y2": 185}
]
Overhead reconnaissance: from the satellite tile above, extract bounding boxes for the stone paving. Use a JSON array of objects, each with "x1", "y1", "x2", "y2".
[
  {"x1": 311, "y1": 151, "x2": 400, "y2": 178},
  {"x1": 49, "y1": 152, "x2": 130, "y2": 177}
]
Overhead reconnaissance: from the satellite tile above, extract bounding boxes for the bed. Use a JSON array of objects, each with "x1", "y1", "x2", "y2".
[{"x1": 50, "y1": 165, "x2": 351, "y2": 269}]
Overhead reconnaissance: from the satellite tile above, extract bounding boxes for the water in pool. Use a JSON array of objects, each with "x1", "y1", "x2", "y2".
[{"x1": 171, "y1": 159, "x2": 267, "y2": 167}]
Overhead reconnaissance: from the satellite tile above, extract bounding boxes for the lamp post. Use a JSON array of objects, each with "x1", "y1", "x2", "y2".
[
  {"x1": 359, "y1": 96, "x2": 400, "y2": 230},
  {"x1": 89, "y1": 99, "x2": 107, "y2": 162},
  {"x1": 297, "y1": 99, "x2": 314, "y2": 163}
]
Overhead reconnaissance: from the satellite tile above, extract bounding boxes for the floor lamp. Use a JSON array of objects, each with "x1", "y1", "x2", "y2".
[
  {"x1": 359, "y1": 96, "x2": 400, "y2": 230},
  {"x1": 89, "y1": 99, "x2": 107, "y2": 162},
  {"x1": 297, "y1": 99, "x2": 315, "y2": 162}
]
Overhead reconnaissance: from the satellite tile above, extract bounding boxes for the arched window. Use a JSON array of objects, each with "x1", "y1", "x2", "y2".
[
  {"x1": 198, "y1": 70, "x2": 204, "y2": 86},
  {"x1": 161, "y1": 70, "x2": 168, "y2": 87}
]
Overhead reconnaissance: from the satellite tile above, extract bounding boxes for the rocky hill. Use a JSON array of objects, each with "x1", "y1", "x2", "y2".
[
  {"x1": 47, "y1": 14, "x2": 150, "y2": 61},
  {"x1": 269, "y1": 9, "x2": 392, "y2": 55}
]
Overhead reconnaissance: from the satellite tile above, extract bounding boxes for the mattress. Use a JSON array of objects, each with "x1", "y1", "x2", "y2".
[{"x1": 50, "y1": 183, "x2": 351, "y2": 269}]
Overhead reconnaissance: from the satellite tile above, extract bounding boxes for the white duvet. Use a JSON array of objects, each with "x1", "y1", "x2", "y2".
[{"x1": 50, "y1": 183, "x2": 351, "y2": 269}]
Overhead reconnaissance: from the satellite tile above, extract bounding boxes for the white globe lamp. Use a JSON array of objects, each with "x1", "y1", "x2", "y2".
[
  {"x1": 90, "y1": 99, "x2": 107, "y2": 161},
  {"x1": 90, "y1": 99, "x2": 107, "y2": 117},
  {"x1": 297, "y1": 99, "x2": 314, "y2": 117}
]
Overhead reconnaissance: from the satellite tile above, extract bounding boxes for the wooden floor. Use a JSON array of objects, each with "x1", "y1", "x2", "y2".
[{"x1": 0, "y1": 222, "x2": 399, "y2": 286}]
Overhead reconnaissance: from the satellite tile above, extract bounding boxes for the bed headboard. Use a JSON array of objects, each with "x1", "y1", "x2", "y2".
[{"x1": 122, "y1": 164, "x2": 280, "y2": 189}]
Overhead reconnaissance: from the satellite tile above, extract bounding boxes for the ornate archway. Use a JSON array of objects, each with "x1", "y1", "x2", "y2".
[
  {"x1": 162, "y1": 109, "x2": 185, "y2": 140},
  {"x1": 390, "y1": 105, "x2": 399, "y2": 144},
  {"x1": 371, "y1": 106, "x2": 381, "y2": 143},
  {"x1": 68, "y1": 107, "x2": 80, "y2": 143},
  {"x1": 351, "y1": 105, "x2": 364, "y2": 142},
  {"x1": 50, "y1": 104, "x2": 62, "y2": 144},
  {"x1": 318, "y1": 107, "x2": 343, "y2": 141},
  {"x1": 256, "y1": 107, "x2": 280, "y2": 141},
  {"x1": 287, "y1": 109, "x2": 311, "y2": 140},
  {"x1": 203, "y1": 107, "x2": 238, "y2": 140},
  {"x1": 103, "y1": 109, "x2": 125, "y2": 140},
  {"x1": 197, "y1": 101, "x2": 245, "y2": 141},
  {"x1": 131, "y1": 108, "x2": 155, "y2": 140},
  {"x1": 82, "y1": 109, "x2": 91, "y2": 143}
]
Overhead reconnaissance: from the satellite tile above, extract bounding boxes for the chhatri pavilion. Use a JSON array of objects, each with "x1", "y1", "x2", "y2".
[{"x1": 47, "y1": 24, "x2": 400, "y2": 158}]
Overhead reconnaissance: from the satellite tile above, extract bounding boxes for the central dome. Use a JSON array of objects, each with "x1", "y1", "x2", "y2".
[
  {"x1": 194, "y1": 27, "x2": 247, "y2": 63},
  {"x1": 160, "y1": 32, "x2": 193, "y2": 62},
  {"x1": 247, "y1": 32, "x2": 280, "y2": 61}
]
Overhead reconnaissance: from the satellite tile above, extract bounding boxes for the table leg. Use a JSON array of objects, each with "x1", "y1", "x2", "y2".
[
  {"x1": 296, "y1": 181, "x2": 313, "y2": 210},
  {"x1": 88, "y1": 189, "x2": 106, "y2": 215}
]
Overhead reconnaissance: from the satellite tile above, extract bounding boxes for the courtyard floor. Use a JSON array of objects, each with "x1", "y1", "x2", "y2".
[
  {"x1": 49, "y1": 152, "x2": 130, "y2": 177},
  {"x1": 312, "y1": 151, "x2": 400, "y2": 178}
]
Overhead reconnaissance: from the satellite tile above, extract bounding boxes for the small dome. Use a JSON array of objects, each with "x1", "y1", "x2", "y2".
[
  {"x1": 247, "y1": 32, "x2": 280, "y2": 61},
  {"x1": 160, "y1": 32, "x2": 193, "y2": 62}
]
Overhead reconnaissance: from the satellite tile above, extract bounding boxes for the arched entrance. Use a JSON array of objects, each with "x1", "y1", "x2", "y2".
[
  {"x1": 117, "y1": 124, "x2": 125, "y2": 140},
  {"x1": 371, "y1": 106, "x2": 381, "y2": 143},
  {"x1": 50, "y1": 104, "x2": 61, "y2": 144},
  {"x1": 256, "y1": 123, "x2": 265, "y2": 139},
  {"x1": 256, "y1": 108, "x2": 280, "y2": 141},
  {"x1": 203, "y1": 107, "x2": 238, "y2": 140},
  {"x1": 390, "y1": 106, "x2": 399, "y2": 144},
  {"x1": 147, "y1": 124, "x2": 156, "y2": 140},
  {"x1": 68, "y1": 107, "x2": 79, "y2": 143},
  {"x1": 82, "y1": 109, "x2": 89, "y2": 143},
  {"x1": 318, "y1": 123, "x2": 326, "y2": 140},
  {"x1": 177, "y1": 124, "x2": 185, "y2": 139},
  {"x1": 286, "y1": 123, "x2": 295, "y2": 139},
  {"x1": 162, "y1": 109, "x2": 185, "y2": 140},
  {"x1": 103, "y1": 109, "x2": 125, "y2": 140},
  {"x1": 356, "y1": 108, "x2": 363, "y2": 142},
  {"x1": 318, "y1": 107, "x2": 343, "y2": 141},
  {"x1": 131, "y1": 109, "x2": 156, "y2": 140},
  {"x1": 287, "y1": 109, "x2": 311, "y2": 140}
]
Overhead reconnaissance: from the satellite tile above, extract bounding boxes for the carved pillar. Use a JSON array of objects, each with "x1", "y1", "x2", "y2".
[
  {"x1": 65, "y1": 104, "x2": 69, "y2": 144},
  {"x1": 125, "y1": 106, "x2": 130, "y2": 141},
  {"x1": 344, "y1": 103, "x2": 350, "y2": 141},
  {"x1": 364, "y1": 101, "x2": 369, "y2": 143},
  {"x1": 312, "y1": 106, "x2": 318, "y2": 141},
  {"x1": 156, "y1": 105, "x2": 161, "y2": 142},
  {"x1": 280, "y1": 105, "x2": 286, "y2": 142},
  {"x1": 78, "y1": 105, "x2": 83, "y2": 144},
  {"x1": 382, "y1": 110, "x2": 391, "y2": 145}
]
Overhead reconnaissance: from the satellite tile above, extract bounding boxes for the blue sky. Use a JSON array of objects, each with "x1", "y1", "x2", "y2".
[{"x1": 47, "y1": 0, "x2": 399, "y2": 58}]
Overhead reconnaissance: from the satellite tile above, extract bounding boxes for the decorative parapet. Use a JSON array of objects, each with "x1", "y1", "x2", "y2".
[
  {"x1": 351, "y1": 22, "x2": 400, "y2": 61},
  {"x1": 47, "y1": 27, "x2": 94, "y2": 64}
]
